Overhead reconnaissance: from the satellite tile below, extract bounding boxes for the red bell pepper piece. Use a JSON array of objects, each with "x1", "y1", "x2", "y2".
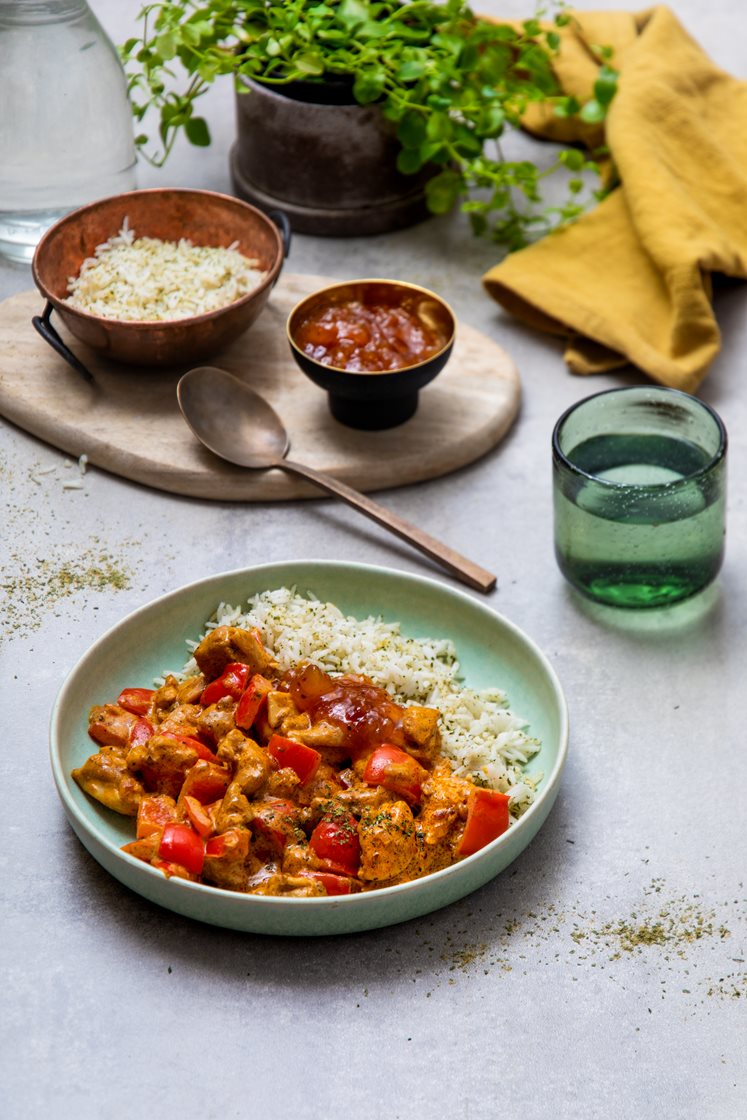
[
  {"x1": 362, "y1": 744, "x2": 428, "y2": 805},
  {"x1": 158, "y1": 822, "x2": 205, "y2": 876},
  {"x1": 297, "y1": 871, "x2": 359, "y2": 896},
  {"x1": 160, "y1": 732, "x2": 217, "y2": 763},
  {"x1": 151, "y1": 859, "x2": 195, "y2": 881},
  {"x1": 128, "y1": 717, "x2": 154, "y2": 750},
  {"x1": 200, "y1": 662, "x2": 251, "y2": 707},
  {"x1": 267, "y1": 734, "x2": 321, "y2": 785},
  {"x1": 205, "y1": 829, "x2": 250, "y2": 860},
  {"x1": 250, "y1": 800, "x2": 301, "y2": 852},
  {"x1": 235, "y1": 674, "x2": 273, "y2": 731},
  {"x1": 116, "y1": 687, "x2": 155, "y2": 716},
  {"x1": 121, "y1": 834, "x2": 160, "y2": 862},
  {"x1": 183, "y1": 794, "x2": 216, "y2": 839},
  {"x1": 310, "y1": 811, "x2": 361, "y2": 875},
  {"x1": 179, "y1": 760, "x2": 231, "y2": 805},
  {"x1": 88, "y1": 705, "x2": 137, "y2": 748},
  {"x1": 136, "y1": 793, "x2": 178, "y2": 839},
  {"x1": 458, "y1": 788, "x2": 511, "y2": 856}
]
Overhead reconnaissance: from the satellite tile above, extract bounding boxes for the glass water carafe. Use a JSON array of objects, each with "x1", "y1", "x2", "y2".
[{"x1": 0, "y1": 0, "x2": 137, "y2": 264}]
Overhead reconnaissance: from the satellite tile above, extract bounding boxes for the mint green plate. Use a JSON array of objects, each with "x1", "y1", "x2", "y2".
[{"x1": 50, "y1": 561, "x2": 569, "y2": 936}]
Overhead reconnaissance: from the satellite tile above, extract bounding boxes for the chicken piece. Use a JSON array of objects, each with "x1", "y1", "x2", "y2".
[
  {"x1": 247, "y1": 798, "x2": 304, "y2": 859},
  {"x1": 247, "y1": 869, "x2": 324, "y2": 897},
  {"x1": 295, "y1": 719, "x2": 347, "y2": 750},
  {"x1": 293, "y1": 760, "x2": 347, "y2": 808},
  {"x1": 266, "y1": 694, "x2": 312, "y2": 740},
  {"x1": 198, "y1": 696, "x2": 236, "y2": 744},
  {"x1": 265, "y1": 767, "x2": 302, "y2": 800},
  {"x1": 402, "y1": 705, "x2": 441, "y2": 761},
  {"x1": 358, "y1": 800, "x2": 418, "y2": 882},
  {"x1": 151, "y1": 677, "x2": 180, "y2": 721},
  {"x1": 332, "y1": 783, "x2": 395, "y2": 815},
  {"x1": 418, "y1": 761, "x2": 472, "y2": 845},
  {"x1": 87, "y1": 704, "x2": 138, "y2": 748},
  {"x1": 176, "y1": 674, "x2": 206, "y2": 705},
  {"x1": 193, "y1": 626, "x2": 276, "y2": 682},
  {"x1": 126, "y1": 733, "x2": 201, "y2": 798},
  {"x1": 158, "y1": 703, "x2": 203, "y2": 738},
  {"x1": 72, "y1": 750, "x2": 145, "y2": 816},
  {"x1": 281, "y1": 840, "x2": 320, "y2": 875},
  {"x1": 266, "y1": 691, "x2": 300, "y2": 729},
  {"x1": 215, "y1": 729, "x2": 270, "y2": 796},
  {"x1": 202, "y1": 828, "x2": 258, "y2": 892},
  {"x1": 213, "y1": 785, "x2": 254, "y2": 833}
]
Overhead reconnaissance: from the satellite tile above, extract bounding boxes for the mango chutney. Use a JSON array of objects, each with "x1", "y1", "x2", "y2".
[{"x1": 294, "y1": 290, "x2": 448, "y2": 372}]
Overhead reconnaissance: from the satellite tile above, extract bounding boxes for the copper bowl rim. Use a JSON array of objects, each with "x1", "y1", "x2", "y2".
[
  {"x1": 32, "y1": 187, "x2": 285, "y2": 332},
  {"x1": 286, "y1": 277, "x2": 456, "y2": 377}
]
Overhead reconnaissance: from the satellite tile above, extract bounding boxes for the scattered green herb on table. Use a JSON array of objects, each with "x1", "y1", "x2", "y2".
[{"x1": 123, "y1": 0, "x2": 618, "y2": 249}]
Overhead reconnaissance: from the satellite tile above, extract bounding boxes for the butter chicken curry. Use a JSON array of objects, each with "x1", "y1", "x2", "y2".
[{"x1": 73, "y1": 625, "x2": 511, "y2": 896}]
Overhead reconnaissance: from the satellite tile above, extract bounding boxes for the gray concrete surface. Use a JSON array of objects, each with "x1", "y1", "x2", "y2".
[{"x1": 1, "y1": 2, "x2": 745, "y2": 1118}]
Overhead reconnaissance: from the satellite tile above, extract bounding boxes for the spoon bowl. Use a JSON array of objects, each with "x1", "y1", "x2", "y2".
[
  {"x1": 178, "y1": 365, "x2": 289, "y2": 468},
  {"x1": 177, "y1": 366, "x2": 496, "y2": 594}
]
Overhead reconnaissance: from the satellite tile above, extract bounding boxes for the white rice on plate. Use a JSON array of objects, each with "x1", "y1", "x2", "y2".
[{"x1": 173, "y1": 588, "x2": 542, "y2": 822}]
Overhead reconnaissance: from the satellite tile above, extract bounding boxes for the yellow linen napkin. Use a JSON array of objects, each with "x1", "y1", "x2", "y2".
[{"x1": 482, "y1": 6, "x2": 747, "y2": 392}]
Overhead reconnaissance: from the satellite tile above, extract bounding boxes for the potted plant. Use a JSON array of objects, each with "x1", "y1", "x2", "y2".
[{"x1": 124, "y1": 0, "x2": 616, "y2": 243}]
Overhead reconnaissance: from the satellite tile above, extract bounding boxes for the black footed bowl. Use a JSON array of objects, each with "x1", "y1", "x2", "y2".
[{"x1": 286, "y1": 279, "x2": 455, "y2": 430}]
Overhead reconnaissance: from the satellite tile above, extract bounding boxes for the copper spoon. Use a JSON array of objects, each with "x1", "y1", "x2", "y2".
[{"x1": 177, "y1": 366, "x2": 496, "y2": 593}]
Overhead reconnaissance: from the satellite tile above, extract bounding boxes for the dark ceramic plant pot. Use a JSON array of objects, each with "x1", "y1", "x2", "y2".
[{"x1": 230, "y1": 77, "x2": 435, "y2": 237}]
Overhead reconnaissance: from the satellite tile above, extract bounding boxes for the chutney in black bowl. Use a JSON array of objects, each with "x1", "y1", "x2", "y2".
[{"x1": 287, "y1": 279, "x2": 455, "y2": 430}]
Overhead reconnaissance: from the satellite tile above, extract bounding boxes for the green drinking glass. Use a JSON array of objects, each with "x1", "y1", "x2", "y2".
[{"x1": 552, "y1": 386, "x2": 727, "y2": 609}]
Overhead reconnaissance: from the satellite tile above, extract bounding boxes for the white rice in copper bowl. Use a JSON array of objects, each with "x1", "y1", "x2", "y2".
[
  {"x1": 64, "y1": 219, "x2": 267, "y2": 322},
  {"x1": 174, "y1": 588, "x2": 542, "y2": 823}
]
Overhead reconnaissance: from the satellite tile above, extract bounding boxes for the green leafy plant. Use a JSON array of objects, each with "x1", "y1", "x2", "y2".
[{"x1": 123, "y1": 0, "x2": 618, "y2": 248}]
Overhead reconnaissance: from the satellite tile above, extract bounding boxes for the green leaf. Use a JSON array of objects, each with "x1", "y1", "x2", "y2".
[
  {"x1": 489, "y1": 25, "x2": 518, "y2": 42},
  {"x1": 593, "y1": 65, "x2": 618, "y2": 107},
  {"x1": 426, "y1": 94, "x2": 452, "y2": 111},
  {"x1": 396, "y1": 148, "x2": 423, "y2": 175},
  {"x1": 396, "y1": 59, "x2": 426, "y2": 82},
  {"x1": 425, "y1": 111, "x2": 452, "y2": 142},
  {"x1": 185, "y1": 116, "x2": 211, "y2": 146},
  {"x1": 353, "y1": 67, "x2": 386, "y2": 104},
  {"x1": 337, "y1": 0, "x2": 369, "y2": 29},
  {"x1": 560, "y1": 148, "x2": 585, "y2": 171},
  {"x1": 418, "y1": 141, "x2": 448, "y2": 165},
  {"x1": 154, "y1": 31, "x2": 177, "y2": 61},
  {"x1": 476, "y1": 105, "x2": 504, "y2": 139},
  {"x1": 553, "y1": 95, "x2": 580, "y2": 119},
  {"x1": 397, "y1": 111, "x2": 427, "y2": 149},
  {"x1": 579, "y1": 98, "x2": 605, "y2": 123},
  {"x1": 424, "y1": 169, "x2": 461, "y2": 214},
  {"x1": 294, "y1": 52, "x2": 325, "y2": 76},
  {"x1": 469, "y1": 211, "x2": 488, "y2": 236}
]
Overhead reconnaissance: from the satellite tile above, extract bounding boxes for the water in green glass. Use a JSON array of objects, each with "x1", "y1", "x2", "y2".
[{"x1": 554, "y1": 431, "x2": 726, "y2": 608}]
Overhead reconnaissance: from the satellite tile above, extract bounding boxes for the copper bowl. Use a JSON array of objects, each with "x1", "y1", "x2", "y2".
[
  {"x1": 287, "y1": 279, "x2": 455, "y2": 430},
  {"x1": 32, "y1": 188, "x2": 289, "y2": 368}
]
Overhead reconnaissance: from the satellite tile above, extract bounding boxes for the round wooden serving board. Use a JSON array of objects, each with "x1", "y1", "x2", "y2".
[{"x1": 0, "y1": 274, "x2": 520, "y2": 500}]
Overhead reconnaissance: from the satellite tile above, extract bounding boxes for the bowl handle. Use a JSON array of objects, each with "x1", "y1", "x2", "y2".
[
  {"x1": 268, "y1": 209, "x2": 292, "y2": 261},
  {"x1": 31, "y1": 302, "x2": 96, "y2": 385}
]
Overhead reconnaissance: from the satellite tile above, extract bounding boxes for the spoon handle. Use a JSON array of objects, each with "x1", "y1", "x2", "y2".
[{"x1": 281, "y1": 458, "x2": 496, "y2": 593}]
